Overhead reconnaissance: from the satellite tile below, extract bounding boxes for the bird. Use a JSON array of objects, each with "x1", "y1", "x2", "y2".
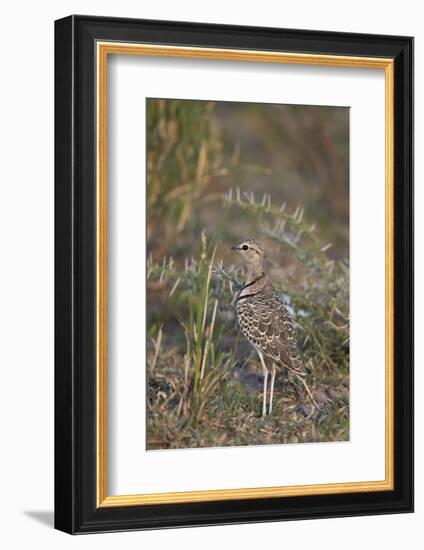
[{"x1": 231, "y1": 238, "x2": 307, "y2": 417}]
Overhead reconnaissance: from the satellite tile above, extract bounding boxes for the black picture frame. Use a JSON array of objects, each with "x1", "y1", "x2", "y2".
[{"x1": 55, "y1": 14, "x2": 414, "y2": 534}]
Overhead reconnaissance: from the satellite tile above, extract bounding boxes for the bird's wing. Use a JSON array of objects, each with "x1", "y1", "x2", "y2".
[{"x1": 246, "y1": 292, "x2": 307, "y2": 376}]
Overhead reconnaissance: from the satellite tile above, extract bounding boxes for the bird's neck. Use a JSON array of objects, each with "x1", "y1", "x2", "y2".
[{"x1": 246, "y1": 262, "x2": 264, "y2": 284}]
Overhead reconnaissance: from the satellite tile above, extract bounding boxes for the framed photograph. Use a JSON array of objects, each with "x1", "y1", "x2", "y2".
[{"x1": 54, "y1": 15, "x2": 413, "y2": 534}]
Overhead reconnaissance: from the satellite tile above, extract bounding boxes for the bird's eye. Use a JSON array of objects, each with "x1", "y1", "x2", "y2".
[{"x1": 242, "y1": 245, "x2": 249, "y2": 250}]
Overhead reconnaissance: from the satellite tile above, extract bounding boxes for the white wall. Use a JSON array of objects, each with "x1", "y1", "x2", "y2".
[{"x1": 0, "y1": 1, "x2": 420, "y2": 548}]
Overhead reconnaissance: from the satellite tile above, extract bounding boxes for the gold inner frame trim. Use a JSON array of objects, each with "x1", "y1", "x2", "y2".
[{"x1": 96, "y1": 41, "x2": 395, "y2": 508}]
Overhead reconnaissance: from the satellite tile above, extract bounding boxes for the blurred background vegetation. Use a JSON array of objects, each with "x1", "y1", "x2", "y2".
[{"x1": 146, "y1": 98, "x2": 349, "y2": 450}]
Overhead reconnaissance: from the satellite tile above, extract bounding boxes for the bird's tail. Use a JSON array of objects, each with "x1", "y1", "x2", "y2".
[
  {"x1": 285, "y1": 359, "x2": 319, "y2": 410},
  {"x1": 286, "y1": 355, "x2": 307, "y2": 377}
]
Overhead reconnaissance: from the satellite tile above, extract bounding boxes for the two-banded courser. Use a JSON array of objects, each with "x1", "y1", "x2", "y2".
[{"x1": 231, "y1": 239, "x2": 313, "y2": 417}]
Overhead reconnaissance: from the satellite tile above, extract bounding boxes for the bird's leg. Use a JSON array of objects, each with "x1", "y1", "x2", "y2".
[
  {"x1": 257, "y1": 350, "x2": 268, "y2": 417},
  {"x1": 269, "y1": 364, "x2": 276, "y2": 414}
]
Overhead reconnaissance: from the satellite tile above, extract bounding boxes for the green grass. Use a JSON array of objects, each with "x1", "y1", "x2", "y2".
[
  {"x1": 146, "y1": 212, "x2": 349, "y2": 450},
  {"x1": 146, "y1": 98, "x2": 349, "y2": 450},
  {"x1": 147, "y1": 347, "x2": 349, "y2": 449}
]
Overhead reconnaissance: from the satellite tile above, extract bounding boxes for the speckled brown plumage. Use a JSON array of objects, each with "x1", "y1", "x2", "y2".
[{"x1": 235, "y1": 273, "x2": 305, "y2": 376}]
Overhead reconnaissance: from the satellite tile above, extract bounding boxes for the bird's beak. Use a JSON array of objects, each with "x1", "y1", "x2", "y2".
[{"x1": 231, "y1": 246, "x2": 238, "y2": 250}]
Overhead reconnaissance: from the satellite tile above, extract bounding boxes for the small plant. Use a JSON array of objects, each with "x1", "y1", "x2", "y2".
[
  {"x1": 183, "y1": 234, "x2": 231, "y2": 424},
  {"x1": 159, "y1": 232, "x2": 233, "y2": 426}
]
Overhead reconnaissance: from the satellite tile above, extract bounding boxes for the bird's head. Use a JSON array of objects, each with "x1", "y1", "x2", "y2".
[{"x1": 231, "y1": 239, "x2": 264, "y2": 265}]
